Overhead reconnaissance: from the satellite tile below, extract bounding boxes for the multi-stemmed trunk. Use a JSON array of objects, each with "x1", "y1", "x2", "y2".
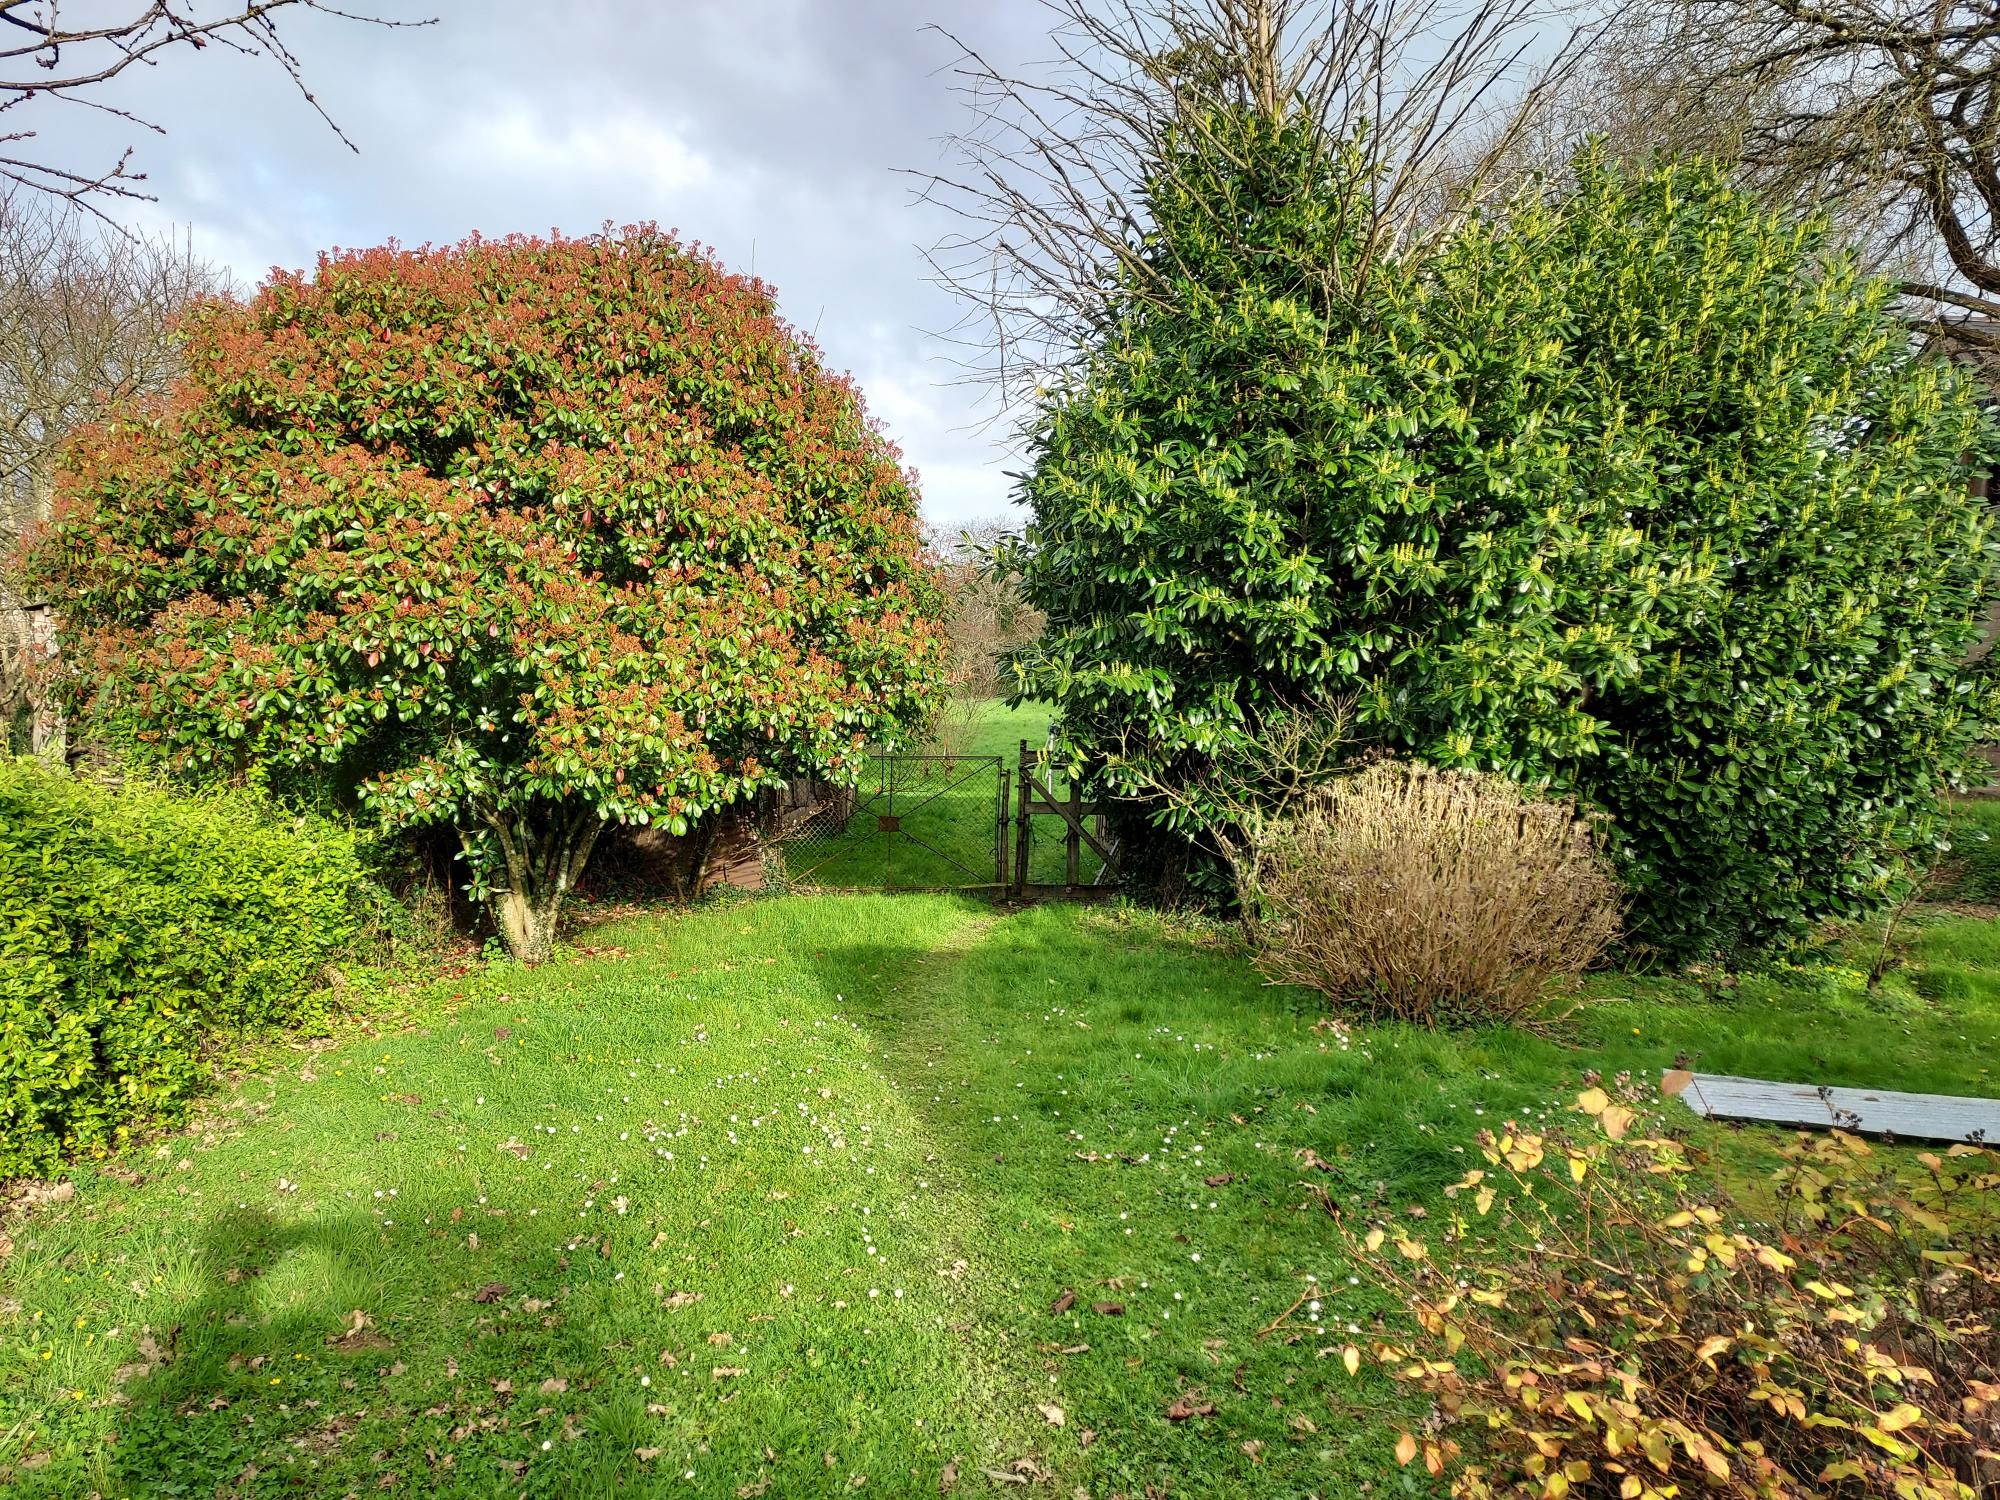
[{"x1": 462, "y1": 804, "x2": 605, "y2": 965}]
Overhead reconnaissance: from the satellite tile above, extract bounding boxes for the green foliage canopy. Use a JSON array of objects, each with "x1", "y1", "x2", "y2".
[
  {"x1": 27, "y1": 228, "x2": 946, "y2": 959},
  {"x1": 1007, "y1": 121, "x2": 2000, "y2": 960}
]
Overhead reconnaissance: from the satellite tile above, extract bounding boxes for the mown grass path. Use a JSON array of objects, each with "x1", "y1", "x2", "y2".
[
  {"x1": 5, "y1": 893, "x2": 1999, "y2": 1497},
  {"x1": 4, "y1": 898, "x2": 1049, "y2": 1498}
]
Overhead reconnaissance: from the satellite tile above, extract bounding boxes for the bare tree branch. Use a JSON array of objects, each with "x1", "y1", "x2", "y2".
[
  {"x1": 0, "y1": 192, "x2": 225, "y2": 550},
  {"x1": 1537, "y1": 0, "x2": 2000, "y2": 361},
  {"x1": 909, "y1": 0, "x2": 1597, "y2": 414},
  {"x1": 0, "y1": 0, "x2": 436, "y2": 211}
]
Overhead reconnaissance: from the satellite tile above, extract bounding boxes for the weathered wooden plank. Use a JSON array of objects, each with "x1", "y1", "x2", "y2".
[
  {"x1": 1020, "y1": 772, "x2": 1119, "y2": 868},
  {"x1": 1663, "y1": 1070, "x2": 2000, "y2": 1144}
]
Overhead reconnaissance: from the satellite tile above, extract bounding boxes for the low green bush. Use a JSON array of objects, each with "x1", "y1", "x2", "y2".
[{"x1": 0, "y1": 760, "x2": 362, "y2": 1177}]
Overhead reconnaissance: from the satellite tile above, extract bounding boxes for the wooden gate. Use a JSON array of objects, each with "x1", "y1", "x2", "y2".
[{"x1": 1008, "y1": 740, "x2": 1120, "y2": 899}]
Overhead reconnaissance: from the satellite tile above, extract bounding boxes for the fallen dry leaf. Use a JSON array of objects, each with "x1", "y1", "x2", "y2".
[
  {"x1": 1036, "y1": 1403, "x2": 1065, "y2": 1427},
  {"x1": 1165, "y1": 1393, "x2": 1217, "y2": 1421},
  {"x1": 1090, "y1": 1301, "x2": 1125, "y2": 1316},
  {"x1": 939, "y1": 1456, "x2": 960, "y2": 1493},
  {"x1": 1203, "y1": 1173, "x2": 1235, "y2": 1187},
  {"x1": 635, "y1": 1447, "x2": 662, "y2": 1462},
  {"x1": 1050, "y1": 1288, "x2": 1076, "y2": 1315},
  {"x1": 984, "y1": 1457, "x2": 1052, "y2": 1485},
  {"x1": 472, "y1": 1282, "x2": 510, "y2": 1303},
  {"x1": 539, "y1": 1377, "x2": 567, "y2": 1394},
  {"x1": 663, "y1": 1290, "x2": 703, "y2": 1309}
]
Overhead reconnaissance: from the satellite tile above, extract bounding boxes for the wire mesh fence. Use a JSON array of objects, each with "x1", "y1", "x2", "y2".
[{"x1": 774, "y1": 752, "x2": 1006, "y2": 890}]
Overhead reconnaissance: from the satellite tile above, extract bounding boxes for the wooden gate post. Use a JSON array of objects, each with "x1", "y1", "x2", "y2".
[{"x1": 1066, "y1": 774, "x2": 1082, "y2": 888}]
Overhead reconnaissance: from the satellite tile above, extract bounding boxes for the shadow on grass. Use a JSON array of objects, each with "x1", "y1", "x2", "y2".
[
  {"x1": 106, "y1": 1193, "x2": 709, "y2": 1497},
  {"x1": 88, "y1": 906, "x2": 1018, "y2": 1499}
]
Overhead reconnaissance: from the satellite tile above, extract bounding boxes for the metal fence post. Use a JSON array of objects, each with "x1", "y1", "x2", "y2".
[
  {"x1": 1014, "y1": 741, "x2": 1032, "y2": 898},
  {"x1": 996, "y1": 767, "x2": 1011, "y2": 891}
]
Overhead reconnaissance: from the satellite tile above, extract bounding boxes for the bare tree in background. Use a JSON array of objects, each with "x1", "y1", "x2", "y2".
[
  {"x1": 0, "y1": 0, "x2": 433, "y2": 209},
  {"x1": 912, "y1": 0, "x2": 1595, "y2": 409},
  {"x1": 0, "y1": 193, "x2": 222, "y2": 752},
  {"x1": 922, "y1": 520, "x2": 1046, "y2": 754},
  {"x1": 930, "y1": 521, "x2": 1046, "y2": 697},
  {"x1": 0, "y1": 193, "x2": 221, "y2": 537},
  {"x1": 1537, "y1": 0, "x2": 2000, "y2": 357}
]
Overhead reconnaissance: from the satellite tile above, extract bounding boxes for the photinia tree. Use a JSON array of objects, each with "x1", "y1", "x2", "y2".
[{"x1": 26, "y1": 227, "x2": 947, "y2": 961}]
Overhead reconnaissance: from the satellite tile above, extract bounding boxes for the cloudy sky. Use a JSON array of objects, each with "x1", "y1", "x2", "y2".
[{"x1": 45, "y1": 1, "x2": 1056, "y2": 527}]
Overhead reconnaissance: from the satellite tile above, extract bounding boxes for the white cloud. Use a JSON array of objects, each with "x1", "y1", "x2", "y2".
[{"x1": 433, "y1": 102, "x2": 716, "y2": 201}]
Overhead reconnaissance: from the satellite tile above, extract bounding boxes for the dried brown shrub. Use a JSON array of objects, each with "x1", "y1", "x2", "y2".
[{"x1": 1248, "y1": 760, "x2": 1620, "y2": 1026}]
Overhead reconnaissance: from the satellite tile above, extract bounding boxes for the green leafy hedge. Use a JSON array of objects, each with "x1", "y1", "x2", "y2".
[
  {"x1": 0, "y1": 761, "x2": 362, "y2": 1177},
  {"x1": 1007, "y1": 128, "x2": 2000, "y2": 961}
]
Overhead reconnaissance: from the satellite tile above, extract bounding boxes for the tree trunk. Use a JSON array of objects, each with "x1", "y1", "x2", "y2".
[
  {"x1": 492, "y1": 885, "x2": 563, "y2": 966},
  {"x1": 464, "y1": 803, "x2": 605, "y2": 965}
]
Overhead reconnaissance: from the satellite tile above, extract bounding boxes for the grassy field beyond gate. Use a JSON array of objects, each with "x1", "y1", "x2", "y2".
[{"x1": 776, "y1": 702, "x2": 1107, "y2": 890}]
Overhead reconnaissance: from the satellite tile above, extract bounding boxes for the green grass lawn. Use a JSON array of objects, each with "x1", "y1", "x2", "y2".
[
  {"x1": 778, "y1": 701, "x2": 1106, "y2": 891},
  {"x1": 5, "y1": 893, "x2": 1998, "y2": 1498}
]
